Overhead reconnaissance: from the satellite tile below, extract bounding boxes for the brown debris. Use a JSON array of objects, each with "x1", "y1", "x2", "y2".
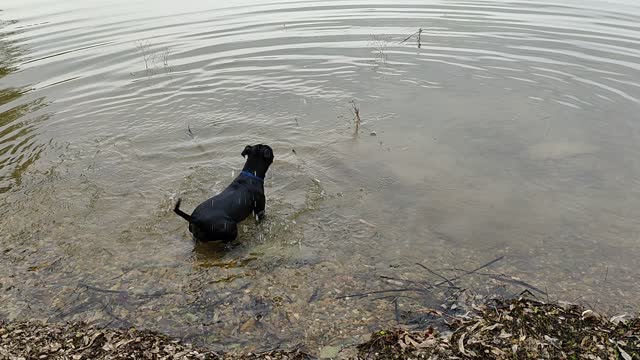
[
  {"x1": 1, "y1": 298, "x2": 638, "y2": 359},
  {"x1": 356, "y1": 298, "x2": 640, "y2": 359},
  {"x1": 0, "y1": 321, "x2": 310, "y2": 360},
  {"x1": 0, "y1": 321, "x2": 221, "y2": 359}
]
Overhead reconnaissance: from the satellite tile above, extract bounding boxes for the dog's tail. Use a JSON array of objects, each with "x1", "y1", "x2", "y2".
[{"x1": 174, "y1": 198, "x2": 192, "y2": 223}]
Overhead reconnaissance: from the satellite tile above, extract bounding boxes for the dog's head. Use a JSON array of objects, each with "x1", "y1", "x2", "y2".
[{"x1": 241, "y1": 144, "x2": 274, "y2": 174}]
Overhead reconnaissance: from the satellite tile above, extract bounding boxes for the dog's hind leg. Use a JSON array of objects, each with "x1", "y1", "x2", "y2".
[
  {"x1": 218, "y1": 221, "x2": 238, "y2": 242},
  {"x1": 191, "y1": 220, "x2": 238, "y2": 242}
]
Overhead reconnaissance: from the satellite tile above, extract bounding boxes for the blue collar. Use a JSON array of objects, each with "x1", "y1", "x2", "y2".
[{"x1": 240, "y1": 170, "x2": 264, "y2": 182}]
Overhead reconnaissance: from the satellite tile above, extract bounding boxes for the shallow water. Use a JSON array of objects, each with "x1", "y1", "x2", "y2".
[{"x1": 1, "y1": 0, "x2": 640, "y2": 352}]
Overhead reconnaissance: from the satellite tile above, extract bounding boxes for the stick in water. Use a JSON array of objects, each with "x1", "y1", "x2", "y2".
[{"x1": 432, "y1": 256, "x2": 505, "y2": 288}]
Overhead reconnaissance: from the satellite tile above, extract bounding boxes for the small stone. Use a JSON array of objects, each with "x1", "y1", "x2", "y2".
[
  {"x1": 184, "y1": 313, "x2": 198, "y2": 323},
  {"x1": 319, "y1": 345, "x2": 341, "y2": 359},
  {"x1": 239, "y1": 318, "x2": 256, "y2": 332}
]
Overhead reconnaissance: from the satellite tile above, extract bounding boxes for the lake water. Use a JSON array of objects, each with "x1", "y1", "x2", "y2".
[{"x1": 1, "y1": 0, "x2": 640, "y2": 353}]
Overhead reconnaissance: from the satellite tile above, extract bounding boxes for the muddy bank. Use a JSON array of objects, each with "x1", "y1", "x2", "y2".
[{"x1": 1, "y1": 298, "x2": 637, "y2": 359}]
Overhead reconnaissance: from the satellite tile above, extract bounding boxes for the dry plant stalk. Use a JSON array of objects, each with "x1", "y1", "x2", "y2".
[
  {"x1": 369, "y1": 35, "x2": 389, "y2": 64},
  {"x1": 400, "y1": 28, "x2": 423, "y2": 48},
  {"x1": 136, "y1": 40, "x2": 151, "y2": 71},
  {"x1": 350, "y1": 100, "x2": 361, "y2": 135},
  {"x1": 135, "y1": 40, "x2": 171, "y2": 75}
]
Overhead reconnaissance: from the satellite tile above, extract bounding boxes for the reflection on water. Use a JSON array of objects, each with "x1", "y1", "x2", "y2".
[
  {"x1": 1, "y1": 0, "x2": 640, "y2": 353},
  {"x1": 0, "y1": 20, "x2": 49, "y2": 193}
]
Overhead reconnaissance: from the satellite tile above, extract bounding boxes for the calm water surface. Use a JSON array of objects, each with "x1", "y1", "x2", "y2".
[{"x1": 1, "y1": 0, "x2": 640, "y2": 352}]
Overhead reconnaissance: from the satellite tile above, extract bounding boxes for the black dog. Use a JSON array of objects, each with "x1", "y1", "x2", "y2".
[{"x1": 174, "y1": 144, "x2": 274, "y2": 242}]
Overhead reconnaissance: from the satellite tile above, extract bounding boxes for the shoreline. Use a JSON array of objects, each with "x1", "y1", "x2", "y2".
[{"x1": 1, "y1": 298, "x2": 637, "y2": 359}]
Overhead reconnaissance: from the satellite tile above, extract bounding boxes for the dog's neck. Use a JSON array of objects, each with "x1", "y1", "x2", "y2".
[{"x1": 242, "y1": 158, "x2": 269, "y2": 180}]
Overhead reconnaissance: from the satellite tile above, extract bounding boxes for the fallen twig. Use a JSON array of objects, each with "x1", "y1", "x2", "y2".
[
  {"x1": 487, "y1": 274, "x2": 547, "y2": 295},
  {"x1": 80, "y1": 283, "x2": 128, "y2": 295},
  {"x1": 79, "y1": 282, "x2": 169, "y2": 298},
  {"x1": 400, "y1": 29, "x2": 420, "y2": 44},
  {"x1": 102, "y1": 300, "x2": 132, "y2": 328},
  {"x1": 431, "y1": 256, "x2": 504, "y2": 288},
  {"x1": 416, "y1": 263, "x2": 457, "y2": 288},
  {"x1": 393, "y1": 297, "x2": 400, "y2": 324},
  {"x1": 380, "y1": 275, "x2": 433, "y2": 288},
  {"x1": 433, "y1": 267, "x2": 546, "y2": 295},
  {"x1": 399, "y1": 28, "x2": 423, "y2": 48},
  {"x1": 371, "y1": 294, "x2": 419, "y2": 301},
  {"x1": 336, "y1": 287, "x2": 427, "y2": 300}
]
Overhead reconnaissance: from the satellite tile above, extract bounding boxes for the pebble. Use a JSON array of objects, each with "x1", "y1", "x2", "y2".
[{"x1": 319, "y1": 345, "x2": 341, "y2": 359}]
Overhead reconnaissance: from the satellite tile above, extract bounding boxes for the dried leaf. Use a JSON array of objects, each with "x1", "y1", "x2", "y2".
[
  {"x1": 467, "y1": 320, "x2": 483, "y2": 332},
  {"x1": 457, "y1": 333, "x2": 467, "y2": 355},
  {"x1": 456, "y1": 333, "x2": 476, "y2": 356},
  {"x1": 398, "y1": 334, "x2": 409, "y2": 350},
  {"x1": 618, "y1": 346, "x2": 632, "y2": 360},
  {"x1": 114, "y1": 339, "x2": 133, "y2": 348},
  {"x1": 401, "y1": 333, "x2": 437, "y2": 349},
  {"x1": 610, "y1": 314, "x2": 628, "y2": 325},
  {"x1": 581, "y1": 309, "x2": 600, "y2": 320},
  {"x1": 480, "y1": 323, "x2": 503, "y2": 332},
  {"x1": 544, "y1": 335, "x2": 558, "y2": 343}
]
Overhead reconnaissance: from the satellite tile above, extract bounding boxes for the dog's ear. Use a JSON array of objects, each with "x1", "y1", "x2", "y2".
[
  {"x1": 241, "y1": 145, "x2": 253, "y2": 158},
  {"x1": 261, "y1": 146, "x2": 274, "y2": 163}
]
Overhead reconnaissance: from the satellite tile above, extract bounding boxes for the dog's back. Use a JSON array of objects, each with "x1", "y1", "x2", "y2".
[
  {"x1": 174, "y1": 144, "x2": 273, "y2": 242},
  {"x1": 174, "y1": 178, "x2": 260, "y2": 242}
]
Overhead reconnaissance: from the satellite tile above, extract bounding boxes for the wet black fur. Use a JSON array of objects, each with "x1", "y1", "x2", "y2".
[{"x1": 174, "y1": 144, "x2": 274, "y2": 242}]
